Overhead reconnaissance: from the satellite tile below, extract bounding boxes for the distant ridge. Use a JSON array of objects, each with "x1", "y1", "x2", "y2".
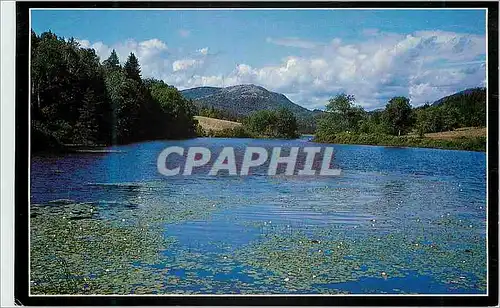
[
  {"x1": 432, "y1": 87, "x2": 486, "y2": 106},
  {"x1": 181, "y1": 84, "x2": 314, "y2": 118},
  {"x1": 180, "y1": 86, "x2": 221, "y2": 101}
]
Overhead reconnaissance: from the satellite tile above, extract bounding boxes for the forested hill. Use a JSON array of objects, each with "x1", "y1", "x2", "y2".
[
  {"x1": 31, "y1": 30, "x2": 197, "y2": 152},
  {"x1": 432, "y1": 87, "x2": 486, "y2": 106},
  {"x1": 414, "y1": 87, "x2": 486, "y2": 130},
  {"x1": 181, "y1": 85, "x2": 314, "y2": 118}
]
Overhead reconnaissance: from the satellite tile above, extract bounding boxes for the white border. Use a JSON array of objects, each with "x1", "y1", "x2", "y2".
[
  {"x1": 27, "y1": 6, "x2": 490, "y2": 298},
  {"x1": 1, "y1": 1, "x2": 17, "y2": 307}
]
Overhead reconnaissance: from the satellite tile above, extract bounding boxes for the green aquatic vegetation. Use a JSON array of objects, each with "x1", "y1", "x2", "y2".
[
  {"x1": 30, "y1": 202, "x2": 176, "y2": 294},
  {"x1": 30, "y1": 181, "x2": 259, "y2": 295},
  {"x1": 232, "y1": 231, "x2": 381, "y2": 291},
  {"x1": 232, "y1": 215, "x2": 486, "y2": 293},
  {"x1": 30, "y1": 176, "x2": 486, "y2": 295}
]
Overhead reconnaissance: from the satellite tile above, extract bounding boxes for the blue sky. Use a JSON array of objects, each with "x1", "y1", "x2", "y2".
[{"x1": 31, "y1": 9, "x2": 487, "y2": 110}]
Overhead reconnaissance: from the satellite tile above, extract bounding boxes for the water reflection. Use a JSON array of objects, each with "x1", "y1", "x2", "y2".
[{"x1": 30, "y1": 138, "x2": 487, "y2": 294}]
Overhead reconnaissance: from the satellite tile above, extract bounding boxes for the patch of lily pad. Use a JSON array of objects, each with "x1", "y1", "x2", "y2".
[
  {"x1": 229, "y1": 215, "x2": 486, "y2": 293},
  {"x1": 30, "y1": 175, "x2": 487, "y2": 295}
]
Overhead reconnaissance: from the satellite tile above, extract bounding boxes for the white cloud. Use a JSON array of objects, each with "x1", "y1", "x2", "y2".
[
  {"x1": 139, "y1": 39, "x2": 167, "y2": 51},
  {"x1": 77, "y1": 39, "x2": 91, "y2": 48},
  {"x1": 172, "y1": 59, "x2": 204, "y2": 72},
  {"x1": 76, "y1": 38, "x2": 171, "y2": 79},
  {"x1": 78, "y1": 29, "x2": 486, "y2": 110}
]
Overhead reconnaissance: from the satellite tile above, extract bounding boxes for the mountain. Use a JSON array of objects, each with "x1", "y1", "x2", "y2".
[
  {"x1": 181, "y1": 86, "x2": 221, "y2": 101},
  {"x1": 432, "y1": 87, "x2": 486, "y2": 106},
  {"x1": 181, "y1": 84, "x2": 314, "y2": 118}
]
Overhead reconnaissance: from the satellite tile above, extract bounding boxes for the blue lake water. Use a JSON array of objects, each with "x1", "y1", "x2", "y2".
[{"x1": 30, "y1": 137, "x2": 487, "y2": 294}]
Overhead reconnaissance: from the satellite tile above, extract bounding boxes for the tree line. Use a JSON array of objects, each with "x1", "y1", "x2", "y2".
[
  {"x1": 31, "y1": 31, "x2": 197, "y2": 152},
  {"x1": 199, "y1": 107, "x2": 300, "y2": 139},
  {"x1": 198, "y1": 106, "x2": 244, "y2": 123},
  {"x1": 315, "y1": 89, "x2": 486, "y2": 142},
  {"x1": 31, "y1": 30, "x2": 485, "y2": 150}
]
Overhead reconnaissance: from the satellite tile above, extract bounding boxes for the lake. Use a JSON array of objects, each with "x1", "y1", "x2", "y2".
[{"x1": 30, "y1": 137, "x2": 487, "y2": 295}]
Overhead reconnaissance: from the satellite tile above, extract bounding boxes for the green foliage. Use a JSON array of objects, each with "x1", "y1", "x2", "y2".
[
  {"x1": 275, "y1": 107, "x2": 299, "y2": 138},
  {"x1": 31, "y1": 31, "x2": 110, "y2": 145},
  {"x1": 102, "y1": 49, "x2": 120, "y2": 71},
  {"x1": 31, "y1": 121, "x2": 64, "y2": 152},
  {"x1": 244, "y1": 110, "x2": 278, "y2": 136},
  {"x1": 314, "y1": 133, "x2": 485, "y2": 152},
  {"x1": 413, "y1": 88, "x2": 486, "y2": 134},
  {"x1": 147, "y1": 79, "x2": 198, "y2": 139},
  {"x1": 319, "y1": 88, "x2": 485, "y2": 139},
  {"x1": 358, "y1": 110, "x2": 391, "y2": 135},
  {"x1": 316, "y1": 94, "x2": 366, "y2": 140},
  {"x1": 314, "y1": 89, "x2": 486, "y2": 151},
  {"x1": 123, "y1": 52, "x2": 142, "y2": 82},
  {"x1": 243, "y1": 108, "x2": 299, "y2": 139},
  {"x1": 204, "y1": 126, "x2": 255, "y2": 138},
  {"x1": 31, "y1": 30, "x2": 197, "y2": 151},
  {"x1": 195, "y1": 124, "x2": 206, "y2": 137},
  {"x1": 325, "y1": 94, "x2": 365, "y2": 132},
  {"x1": 325, "y1": 93, "x2": 355, "y2": 114},
  {"x1": 198, "y1": 106, "x2": 243, "y2": 122},
  {"x1": 182, "y1": 84, "x2": 317, "y2": 133},
  {"x1": 384, "y1": 96, "x2": 413, "y2": 136}
]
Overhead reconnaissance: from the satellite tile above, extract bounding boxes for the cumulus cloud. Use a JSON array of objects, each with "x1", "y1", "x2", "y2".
[
  {"x1": 76, "y1": 38, "x2": 171, "y2": 79},
  {"x1": 77, "y1": 29, "x2": 486, "y2": 110},
  {"x1": 139, "y1": 39, "x2": 168, "y2": 52},
  {"x1": 172, "y1": 59, "x2": 204, "y2": 72}
]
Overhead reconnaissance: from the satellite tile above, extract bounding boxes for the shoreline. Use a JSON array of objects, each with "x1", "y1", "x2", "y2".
[
  {"x1": 312, "y1": 139, "x2": 486, "y2": 152},
  {"x1": 312, "y1": 133, "x2": 486, "y2": 152},
  {"x1": 31, "y1": 134, "x2": 486, "y2": 154}
]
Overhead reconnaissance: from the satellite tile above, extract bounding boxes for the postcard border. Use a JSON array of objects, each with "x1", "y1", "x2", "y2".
[{"x1": 15, "y1": 1, "x2": 499, "y2": 306}]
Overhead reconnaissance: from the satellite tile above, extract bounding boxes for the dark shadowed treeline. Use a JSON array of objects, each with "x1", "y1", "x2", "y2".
[{"x1": 31, "y1": 30, "x2": 197, "y2": 152}]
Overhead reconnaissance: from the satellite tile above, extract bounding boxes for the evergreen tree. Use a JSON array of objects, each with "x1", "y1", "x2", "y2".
[
  {"x1": 30, "y1": 30, "x2": 199, "y2": 151},
  {"x1": 103, "y1": 49, "x2": 120, "y2": 71},
  {"x1": 124, "y1": 52, "x2": 141, "y2": 82}
]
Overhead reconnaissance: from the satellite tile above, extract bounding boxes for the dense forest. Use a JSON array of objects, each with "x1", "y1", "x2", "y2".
[{"x1": 31, "y1": 31, "x2": 198, "y2": 152}]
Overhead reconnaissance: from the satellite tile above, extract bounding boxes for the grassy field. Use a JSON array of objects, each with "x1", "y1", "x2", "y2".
[
  {"x1": 194, "y1": 116, "x2": 242, "y2": 132},
  {"x1": 424, "y1": 127, "x2": 486, "y2": 140}
]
